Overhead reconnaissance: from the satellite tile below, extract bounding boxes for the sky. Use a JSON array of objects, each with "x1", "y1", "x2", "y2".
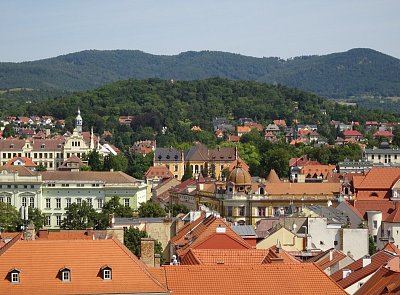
[{"x1": 0, "y1": 0, "x2": 399, "y2": 62}]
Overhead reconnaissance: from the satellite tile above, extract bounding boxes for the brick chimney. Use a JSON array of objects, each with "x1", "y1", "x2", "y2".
[
  {"x1": 37, "y1": 229, "x2": 49, "y2": 239},
  {"x1": 140, "y1": 238, "x2": 155, "y2": 267}
]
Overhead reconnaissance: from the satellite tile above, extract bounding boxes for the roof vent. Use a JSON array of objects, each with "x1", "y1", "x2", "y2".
[
  {"x1": 362, "y1": 255, "x2": 371, "y2": 268},
  {"x1": 342, "y1": 269, "x2": 352, "y2": 279},
  {"x1": 216, "y1": 225, "x2": 226, "y2": 233}
]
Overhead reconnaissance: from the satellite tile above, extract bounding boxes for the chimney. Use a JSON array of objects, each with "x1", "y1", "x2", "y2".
[
  {"x1": 37, "y1": 229, "x2": 49, "y2": 239},
  {"x1": 342, "y1": 269, "x2": 352, "y2": 279},
  {"x1": 362, "y1": 255, "x2": 371, "y2": 268},
  {"x1": 154, "y1": 254, "x2": 161, "y2": 267},
  {"x1": 329, "y1": 250, "x2": 333, "y2": 261},
  {"x1": 140, "y1": 238, "x2": 155, "y2": 267}
]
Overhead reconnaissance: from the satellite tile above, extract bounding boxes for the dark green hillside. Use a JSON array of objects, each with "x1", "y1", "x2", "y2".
[
  {"x1": 0, "y1": 48, "x2": 399, "y2": 99},
  {"x1": 19, "y1": 79, "x2": 396, "y2": 141}
]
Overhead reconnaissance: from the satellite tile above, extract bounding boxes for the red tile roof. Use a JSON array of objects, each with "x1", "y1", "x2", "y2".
[
  {"x1": 0, "y1": 238, "x2": 167, "y2": 295},
  {"x1": 383, "y1": 243, "x2": 400, "y2": 255},
  {"x1": 353, "y1": 200, "x2": 395, "y2": 220},
  {"x1": 4, "y1": 156, "x2": 37, "y2": 167},
  {"x1": 354, "y1": 266, "x2": 400, "y2": 295},
  {"x1": 331, "y1": 250, "x2": 397, "y2": 289},
  {"x1": 308, "y1": 249, "x2": 348, "y2": 271},
  {"x1": 145, "y1": 166, "x2": 174, "y2": 179},
  {"x1": 162, "y1": 264, "x2": 346, "y2": 295},
  {"x1": 182, "y1": 246, "x2": 298, "y2": 265},
  {"x1": 385, "y1": 203, "x2": 400, "y2": 223},
  {"x1": 342, "y1": 130, "x2": 362, "y2": 137},
  {"x1": 354, "y1": 168, "x2": 400, "y2": 189},
  {"x1": 172, "y1": 215, "x2": 251, "y2": 259},
  {"x1": 373, "y1": 130, "x2": 394, "y2": 137}
]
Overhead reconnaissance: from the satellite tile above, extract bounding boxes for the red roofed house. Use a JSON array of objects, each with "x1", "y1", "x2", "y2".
[
  {"x1": 4, "y1": 156, "x2": 37, "y2": 171},
  {"x1": 355, "y1": 263, "x2": 400, "y2": 295},
  {"x1": 330, "y1": 247, "x2": 399, "y2": 294},
  {"x1": 171, "y1": 214, "x2": 252, "y2": 263},
  {"x1": 307, "y1": 248, "x2": 354, "y2": 275},
  {"x1": 379, "y1": 203, "x2": 400, "y2": 249},
  {"x1": 342, "y1": 130, "x2": 363, "y2": 141},
  {"x1": 236, "y1": 125, "x2": 251, "y2": 137},
  {"x1": 0, "y1": 238, "x2": 168, "y2": 295},
  {"x1": 161, "y1": 263, "x2": 346, "y2": 295},
  {"x1": 273, "y1": 119, "x2": 286, "y2": 127},
  {"x1": 373, "y1": 130, "x2": 395, "y2": 143},
  {"x1": 243, "y1": 121, "x2": 263, "y2": 132}
]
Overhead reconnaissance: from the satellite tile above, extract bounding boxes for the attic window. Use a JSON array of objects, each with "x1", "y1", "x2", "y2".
[
  {"x1": 101, "y1": 266, "x2": 112, "y2": 280},
  {"x1": 9, "y1": 269, "x2": 20, "y2": 283},
  {"x1": 166, "y1": 155, "x2": 170, "y2": 159},
  {"x1": 57, "y1": 144, "x2": 62, "y2": 148},
  {"x1": 10, "y1": 144, "x2": 14, "y2": 149},
  {"x1": 370, "y1": 192, "x2": 379, "y2": 197},
  {"x1": 41, "y1": 144, "x2": 45, "y2": 149},
  {"x1": 60, "y1": 267, "x2": 71, "y2": 282},
  {"x1": 158, "y1": 155, "x2": 162, "y2": 160},
  {"x1": 174, "y1": 155, "x2": 178, "y2": 159}
]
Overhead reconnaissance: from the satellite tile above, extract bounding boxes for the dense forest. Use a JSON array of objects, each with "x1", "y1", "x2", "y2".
[
  {"x1": 2, "y1": 78, "x2": 399, "y2": 178},
  {"x1": 0, "y1": 48, "x2": 399, "y2": 99}
]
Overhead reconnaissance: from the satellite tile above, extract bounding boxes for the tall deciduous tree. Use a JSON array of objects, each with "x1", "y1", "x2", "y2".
[
  {"x1": 138, "y1": 201, "x2": 166, "y2": 218},
  {"x1": 28, "y1": 207, "x2": 46, "y2": 230},
  {"x1": 181, "y1": 162, "x2": 193, "y2": 181},
  {"x1": 61, "y1": 201, "x2": 98, "y2": 230},
  {"x1": 124, "y1": 227, "x2": 163, "y2": 262},
  {"x1": 0, "y1": 202, "x2": 21, "y2": 232}
]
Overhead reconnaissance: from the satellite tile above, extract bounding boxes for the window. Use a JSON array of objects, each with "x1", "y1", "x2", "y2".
[
  {"x1": 174, "y1": 164, "x2": 178, "y2": 172},
  {"x1": 66, "y1": 198, "x2": 71, "y2": 208},
  {"x1": 258, "y1": 207, "x2": 266, "y2": 217},
  {"x1": 97, "y1": 199, "x2": 103, "y2": 209},
  {"x1": 29, "y1": 197, "x2": 34, "y2": 208},
  {"x1": 60, "y1": 268, "x2": 71, "y2": 282},
  {"x1": 102, "y1": 266, "x2": 112, "y2": 280},
  {"x1": 56, "y1": 215, "x2": 62, "y2": 226},
  {"x1": 46, "y1": 216, "x2": 51, "y2": 226},
  {"x1": 0, "y1": 197, "x2": 3, "y2": 203},
  {"x1": 22, "y1": 197, "x2": 27, "y2": 207},
  {"x1": 56, "y1": 198, "x2": 61, "y2": 209},
  {"x1": 7, "y1": 197, "x2": 11, "y2": 204},
  {"x1": 87, "y1": 198, "x2": 92, "y2": 207},
  {"x1": 76, "y1": 198, "x2": 82, "y2": 206},
  {"x1": 124, "y1": 198, "x2": 130, "y2": 207},
  {"x1": 62, "y1": 184, "x2": 69, "y2": 187},
  {"x1": 373, "y1": 235, "x2": 377, "y2": 243},
  {"x1": 227, "y1": 206, "x2": 233, "y2": 216},
  {"x1": 46, "y1": 198, "x2": 51, "y2": 209},
  {"x1": 10, "y1": 270, "x2": 20, "y2": 283},
  {"x1": 239, "y1": 206, "x2": 245, "y2": 216},
  {"x1": 373, "y1": 220, "x2": 378, "y2": 229}
]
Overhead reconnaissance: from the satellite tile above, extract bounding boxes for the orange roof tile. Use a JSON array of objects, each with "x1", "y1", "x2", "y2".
[
  {"x1": 354, "y1": 168, "x2": 400, "y2": 189},
  {"x1": 353, "y1": 200, "x2": 396, "y2": 220},
  {"x1": 145, "y1": 166, "x2": 174, "y2": 179},
  {"x1": 301, "y1": 165, "x2": 336, "y2": 179},
  {"x1": 331, "y1": 250, "x2": 397, "y2": 289},
  {"x1": 172, "y1": 216, "x2": 251, "y2": 259},
  {"x1": 385, "y1": 203, "x2": 400, "y2": 223},
  {"x1": 0, "y1": 238, "x2": 167, "y2": 295},
  {"x1": 237, "y1": 126, "x2": 251, "y2": 133},
  {"x1": 383, "y1": 243, "x2": 400, "y2": 255},
  {"x1": 5, "y1": 156, "x2": 37, "y2": 168},
  {"x1": 354, "y1": 266, "x2": 400, "y2": 295},
  {"x1": 308, "y1": 249, "x2": 348, "y2": 271},
  {"x1": 265, "y1": 182, "x2": 341, "y2": 196},
  {"x1": 162, "y1": 264, "x2": 346, "y2": 295}
]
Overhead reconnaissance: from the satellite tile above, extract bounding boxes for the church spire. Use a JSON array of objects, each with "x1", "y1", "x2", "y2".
[{"x1": 75, "y1": 108, "x2": 83, "y2": 133}]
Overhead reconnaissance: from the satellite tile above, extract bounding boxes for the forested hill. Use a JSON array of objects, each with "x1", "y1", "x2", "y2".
[
  {"x1": 19, "y1": 79, "x2": 396, "y2": 144},
  {"x1": 0, "y1": 48, "x2": 399, "y2": 98}
]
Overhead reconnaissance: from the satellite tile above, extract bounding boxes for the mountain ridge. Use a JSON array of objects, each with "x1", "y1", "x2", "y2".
[{"x1": 0, "y1": 48, "x2": 399, "y2": 98}]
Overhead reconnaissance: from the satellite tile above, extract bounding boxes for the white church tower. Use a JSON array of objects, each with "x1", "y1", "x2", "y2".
[{"x1": 75, "y1": 108, "x2": 83, "y2": 133}]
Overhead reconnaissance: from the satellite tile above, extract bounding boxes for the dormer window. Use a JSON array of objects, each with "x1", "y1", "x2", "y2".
[
  {"x1": 10, "y1": 144, "x2": 14, "y2": 149},
  {"x1": 59, "y1": 267, "x2": 71, "y2": 282},
  {"x1": 9, "y1": 268, "x2": 20, "y2": 283},
  {"x1": 101, "y1": 266, "x2": 112, "y2": 280},
  {"x1": 41, "y1": 144, "x2": 45, "y2": 149}
]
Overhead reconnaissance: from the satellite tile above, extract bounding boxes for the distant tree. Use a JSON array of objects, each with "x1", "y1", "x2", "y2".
[
  {"x1": 36, "y1": 164, "x2": 47, "y2": 171},
  {"x1": 181, "y1": 162, "x2": 193, "y2": 181},
  {"x1": 28, "y1": 207, "x2": 46, "y2": 230},
  {"x1": 0, "y1": 202, "x2": 21, "y2": 232},
  {"x1": 2, "y1": 124, "x2": 15, "y2": 138},
  {"x1": 165, "y1": 204, "x2": 189, "y2": 217},
  {"x1": 124, "y1": 227, "x2": 163, "y2": 262},
  {"x1": 125, "y1": 151, "x2": 153, "y2": 179},
  {"x1": 369, "y1": 235, "x2": 377, "y2": 256},
  {"x1": 61, "y1": 201, "x2": 98, "y2": 230},
  {"x1": 138, "y1": 201, "x2": 166, "y2": 218},
  {"x1": 102, "y1": 196, "x2": 134, "y2": 218},
  {"x1": 103, "y1": 154, "x2": 128, "y2": 172},
  {"x1": 87, "y1": 150, "x2": 103, "y2": 171}
]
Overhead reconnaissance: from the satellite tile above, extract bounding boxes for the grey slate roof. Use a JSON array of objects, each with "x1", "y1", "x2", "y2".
[
  {"x1": 231, "y1": 225, "x2": 257, "y2": 237},
  {"x1": 155, "y1": 147, "x2": 183, "y2": 162}
]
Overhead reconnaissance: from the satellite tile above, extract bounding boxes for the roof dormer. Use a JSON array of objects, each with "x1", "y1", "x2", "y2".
[
  {"x1": 9, "y1": 268, "x2": 21, "y2": 284},
  {"x1": 59, "y1": 267, "x2": 71, "y2": 282},
  {"x1": 101, "y1": 265, "x2": 112, "y2": 280}
]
